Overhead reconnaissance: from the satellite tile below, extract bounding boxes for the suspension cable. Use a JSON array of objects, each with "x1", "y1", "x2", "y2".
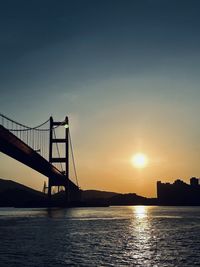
[
  {"x1": 0, "y1": 113, "x2": 69, "y2": 133},
  {"x1": 0, "y1": 113, "x2": 50, "y2": 130},
  {"x1": 69, "y1": 129, "x2": 79, "y2": 188}
]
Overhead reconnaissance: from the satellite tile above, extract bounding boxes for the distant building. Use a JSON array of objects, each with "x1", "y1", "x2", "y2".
[
  {"x1": 190, "y1": 177, "x2": 199, "y2": 187},
  {"x1": 157, "y1": 177, "x2": 200, "y2": 205}
]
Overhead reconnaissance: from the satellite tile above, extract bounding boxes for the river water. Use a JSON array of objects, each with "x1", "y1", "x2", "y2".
[{"x1": 0, "y1": 206, "x2": 200, "y2": 266}]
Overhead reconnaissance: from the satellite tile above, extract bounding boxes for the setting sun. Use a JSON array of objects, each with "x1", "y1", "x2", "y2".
[{"x1": 131, "y1": 153, "x2": 148, "y2": 168}]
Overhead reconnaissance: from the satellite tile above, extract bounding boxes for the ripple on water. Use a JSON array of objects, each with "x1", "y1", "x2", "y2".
[{"x1": 0, "y1": 206, "x2": 200, "y2": 266}]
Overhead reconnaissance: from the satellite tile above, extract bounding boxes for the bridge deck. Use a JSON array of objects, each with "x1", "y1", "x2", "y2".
[{"x1": 0, "y1": 125, "x2": 78, "y2": 191}]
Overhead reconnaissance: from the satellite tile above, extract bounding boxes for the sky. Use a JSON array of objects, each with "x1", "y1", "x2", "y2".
[{"x1": 1, "y1": 0, "x2": 200, "y2": 197}]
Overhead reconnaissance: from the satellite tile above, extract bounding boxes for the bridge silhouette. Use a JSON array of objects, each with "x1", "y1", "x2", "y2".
[{"x1": 0, "y1": 114, "x2": 81, "y2": 205}]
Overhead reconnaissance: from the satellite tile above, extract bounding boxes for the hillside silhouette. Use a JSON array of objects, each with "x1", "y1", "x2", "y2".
[
  {"x1": 0, "y1": 178, "x2": 48, "y2": 207},
  {"x1": 0, "y1": 178, "x2": 157, "y2": 207}
]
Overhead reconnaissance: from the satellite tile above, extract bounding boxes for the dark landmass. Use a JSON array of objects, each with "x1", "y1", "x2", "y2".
[
  {"x1": 81, "y1": 190, "x2": 157, "y2": 206},
  {"x1": 157, "y1": 177, "x2": 200, "y2": 205},
  {"x1": 0, "y1": 178, "x2": 157, "y2": 207},
  {"x1": 82, "y1": 190, "x2": 118, "y2": 200},
  {"x1": 108, "y1": 193, "x2": 157, "y2": 206},
  {"x1": 1, "y1": 177, "x2": 200, "y2": 207},
  {"x1": 0, "y1": 178, "x2": 48, "y2": 207}
]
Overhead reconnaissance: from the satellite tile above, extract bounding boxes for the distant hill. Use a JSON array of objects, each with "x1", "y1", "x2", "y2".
[
  {"x1": 0, "y1": 178, "x2": 157, "y2": 207},
  {"x1": 0, "y1": 178, "x2": 41, "y2": 194},
  {"x1": 82, "y1": 190, "x2": 118, "y2": 200},
  {"x1": 109, "y1": 193, "x2": 157, "y2": 205},
  {"x1": 0, "y1": 178, "x2": 47, "y2": 207},
  {"x1": 81, "y1": 190, "x2": 157, "y2": 206}
]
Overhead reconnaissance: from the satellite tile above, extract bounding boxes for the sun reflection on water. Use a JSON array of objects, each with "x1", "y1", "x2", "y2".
[
  {"x1": 133, "y1": 205, "x2": 148, "y2": 219},
  {"x1": 124, "y1": 206, "x2": 158, "y2": 265}
]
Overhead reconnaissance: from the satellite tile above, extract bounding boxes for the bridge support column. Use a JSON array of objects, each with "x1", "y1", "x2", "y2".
[
  {"x1": 48, "y1": 116, "x2": 69, "y2": 205},
  {"x1": 48, "y1": 183, "x2": 52, "y2": 205}
]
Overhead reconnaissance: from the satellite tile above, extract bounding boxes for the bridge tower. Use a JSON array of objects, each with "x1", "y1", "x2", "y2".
[{"x1": 48, "y1": 116, "x2": 69, "y2": 202}]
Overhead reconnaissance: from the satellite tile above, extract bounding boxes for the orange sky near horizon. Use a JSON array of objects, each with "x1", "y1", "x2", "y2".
[{"x1": 1, "y1": 113, "x2": 199, "y2": 198}]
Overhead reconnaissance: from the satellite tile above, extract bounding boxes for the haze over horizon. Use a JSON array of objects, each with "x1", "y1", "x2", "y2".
[{"x1": 1, "y1": 0, "x2": 200, "y2": 197}]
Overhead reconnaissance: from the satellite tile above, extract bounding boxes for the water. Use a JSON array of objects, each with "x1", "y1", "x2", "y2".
[{"x1": 0, "y1": 206, "x2": 200, "y2": 267}]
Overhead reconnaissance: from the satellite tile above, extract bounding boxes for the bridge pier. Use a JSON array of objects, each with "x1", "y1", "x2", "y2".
[{"x1": 47, "y1": 181, "x2": 52, "y2": 199}]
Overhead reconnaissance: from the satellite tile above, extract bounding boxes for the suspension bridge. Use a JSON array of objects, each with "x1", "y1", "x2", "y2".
[{"x1": 0, "y1": 113, "x2": 81, "y2": 205}]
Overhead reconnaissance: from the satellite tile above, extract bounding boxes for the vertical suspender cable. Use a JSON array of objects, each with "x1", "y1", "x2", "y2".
[{"x1": 69, "y1": 130, "x2": 79, "y2": 188}]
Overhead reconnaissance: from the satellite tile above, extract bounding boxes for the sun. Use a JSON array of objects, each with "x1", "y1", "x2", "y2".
[{"x1": 131, "y1": 153, "x2": 148, "y2": 168}]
